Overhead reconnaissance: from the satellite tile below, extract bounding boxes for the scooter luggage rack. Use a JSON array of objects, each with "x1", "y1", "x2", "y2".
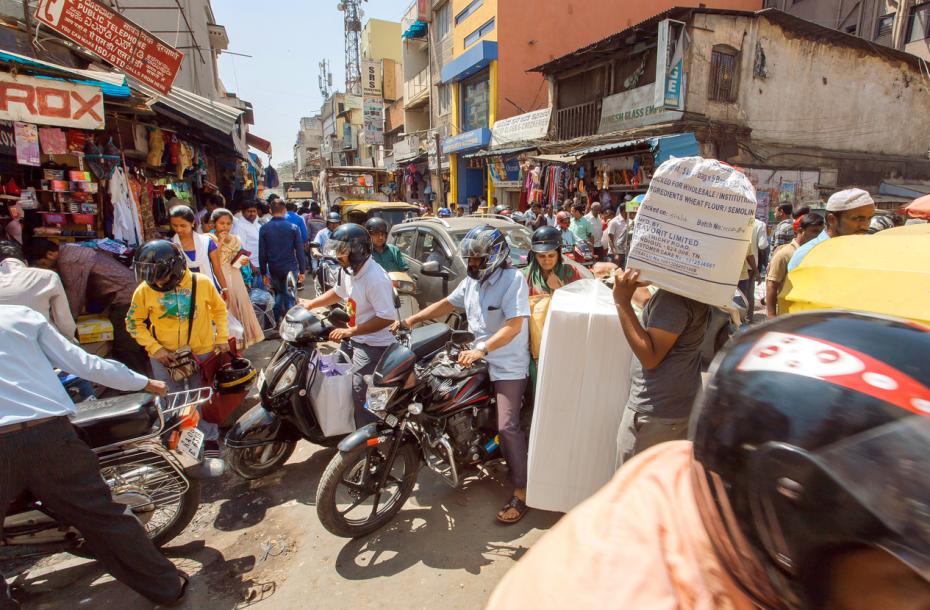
[{"x1": 162, "y1": 387, "x2": 213, "y2": 416}]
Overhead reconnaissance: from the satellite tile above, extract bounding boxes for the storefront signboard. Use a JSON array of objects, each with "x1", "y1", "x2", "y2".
[
  {"x1": 628, "y1": 156, "x2": 756, "y2": 308},
  {"x1": 490, "y1": 108, "x2": 550, "y2": 147},
  {"x1": 598, "y1": 85, "x2": 664, "y2": 134},
  {"x1": 362, "y1": 60, "x2": 382, "y2": 98},
  {"x1": 0, "y1": 73, "x2": 104, "y2": 129},
  {"x1": 35, "y1": 0, "x2": 183, "y2": 95},
  {"x1": 489, "y1": 154, "x2": 521, "y2": 188},
  {"x1": 655, "y1": 19, "x2": 687, "y2": 110},
  {"x1": 362, "y1": 97, "x2": 384, "y2": 146},
  {"x1": 442, "y1": 127, "x2": 490, "y2": 154}
]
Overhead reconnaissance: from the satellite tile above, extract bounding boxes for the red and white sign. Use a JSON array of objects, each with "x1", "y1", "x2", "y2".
[
  {"x1": 0, "y1": 72, "x2": 104, "y2": 129},
  {"x1": 35, "y1": 0, "x2": 184, "y2": 95}
]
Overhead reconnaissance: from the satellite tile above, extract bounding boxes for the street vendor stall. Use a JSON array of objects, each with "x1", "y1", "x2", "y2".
[{"x1": 319, "y1": 166, "x2": 393, "y2": 207}]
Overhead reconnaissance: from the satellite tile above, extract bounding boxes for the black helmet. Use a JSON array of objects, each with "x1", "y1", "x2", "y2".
[
  {"x1": 364, "y1": 217, "x2": 389, "y2": 235},
  {"x1": 323, "y1": 223, "x2": 371, "y2": 275},
  {"x1": 691, "y1": 311, "x2": 930, "y2": 609},
  {"x1": 215, "y1": 357, "x2": 256, "y2": 395},
  {"x1": 326, "y1": 211, "x2": 341, "y2": 225},
  {"x1": 531, "y1": 226, "x2": 562, "y2": 253},
  {"x1": 133, "y1": 240, "x2": 187, "y2": 292},
  {"x1": 459, "y1": 224, "x2": 509, "y2": 283}
]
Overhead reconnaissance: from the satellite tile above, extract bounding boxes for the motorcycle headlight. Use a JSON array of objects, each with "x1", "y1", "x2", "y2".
[
  {"x1": 280, "y1": 320, "x2": 303, "y2": 342},
  {"x1": 366, "y1": 386, "x2": 396, "y2": 414},
  {"x1": 272, "y1": 363, "x2": 298, "y2": 395}
]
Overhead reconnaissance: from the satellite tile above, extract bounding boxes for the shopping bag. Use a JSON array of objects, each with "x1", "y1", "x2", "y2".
[
  {"x1": 200, "y1": 338, "x2": 248, "y2": 426},
  {"x1": 227, "y1": 313, "x2": 244, "y2": 341},
  {"x1": 309, "y1": 350, "x2": 356, "y2": 437},
  {"x1": 528, "y1": 294, "x2": 551, "y2": 360}
]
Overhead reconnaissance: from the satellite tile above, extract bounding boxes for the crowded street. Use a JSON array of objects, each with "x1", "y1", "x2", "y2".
[{"x1": 1, "y1": 0, "x2": 930, "y2": 609}]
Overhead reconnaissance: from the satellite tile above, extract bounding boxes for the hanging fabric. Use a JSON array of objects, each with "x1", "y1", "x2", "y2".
[{"x1": 109, "y1": 166, "x2": 144, "y2": 246}]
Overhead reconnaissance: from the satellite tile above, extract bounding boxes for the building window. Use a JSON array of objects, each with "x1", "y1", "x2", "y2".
[
  {"x1": 463, "y1": 17, "x2": 495, "y2": 49},
  {"x1": 455, "y1": 0, "x2": 484, "y2": 25},
  {"x1": 460, "y1": 72, "x2": 489, "y2": 132},
  {"x1": 438, "y1": 84, "x2": 452, "y2": 115},
  {"x1": 434, "y1": 2, "x2": 452, "y2": 40},
  {"x1": 875, "y1": 13, "x2": 895, "y2": 41},
  {"x1": 907, "y1": 3, "x2": 930, "y2": 42},
  {"x1": 708, "y1": 45, "x2": 739, "y2": 103}
]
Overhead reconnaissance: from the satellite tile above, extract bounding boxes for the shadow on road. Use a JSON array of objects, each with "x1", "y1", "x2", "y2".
[
  {"x1": 333, "y1": 472, "x2": 561, "y2": 579},
  {"x1": 209, "y1": 447, "x2": 337, "y2": 532}
]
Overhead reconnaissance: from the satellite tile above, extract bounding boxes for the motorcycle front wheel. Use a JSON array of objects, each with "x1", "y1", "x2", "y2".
[
  {"x1": 226, "y1": 440, "x2": 297, "y2": 480},
  {"x1": 316, "y1": 440, "x2": 419, "y2": 538}
]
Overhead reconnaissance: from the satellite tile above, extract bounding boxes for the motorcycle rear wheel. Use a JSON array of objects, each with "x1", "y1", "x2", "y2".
[
  {"x1": 316, "y1": 441, "x2": 419, "y2": 538},
  {"x1": 226, "y1": 440, "x2": 297, "y2": 480}
]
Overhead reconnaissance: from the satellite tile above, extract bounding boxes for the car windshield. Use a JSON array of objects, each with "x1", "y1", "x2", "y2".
[
  {"x1": 369, "y1": 209, "x2": 419, "y2": 229},
  {"x1": 450, "y1": 226, "x2": 532, "y2": 268}
]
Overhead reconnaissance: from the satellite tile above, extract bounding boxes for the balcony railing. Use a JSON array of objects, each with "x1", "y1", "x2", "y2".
[
  {"x1": 404, "y1": 67, "x2": 430, "y2": 108},
  {"x1": 556, "y1": 100, "x2": 602, "y2": 140}
]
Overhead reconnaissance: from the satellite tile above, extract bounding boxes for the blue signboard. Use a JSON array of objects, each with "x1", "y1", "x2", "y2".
[{"x1": 442, "y1": 127, "x2": 491, "y2": 154}]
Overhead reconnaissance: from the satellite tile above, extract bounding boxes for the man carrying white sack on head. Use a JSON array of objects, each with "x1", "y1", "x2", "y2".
[{"x1": 611, "y1": 158, "x2": 760, "y2": 469}]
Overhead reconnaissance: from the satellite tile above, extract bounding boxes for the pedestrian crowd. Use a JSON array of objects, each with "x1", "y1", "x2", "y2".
[{"x1": 1, "y1": 176, "x2": 927, "y2": 610}]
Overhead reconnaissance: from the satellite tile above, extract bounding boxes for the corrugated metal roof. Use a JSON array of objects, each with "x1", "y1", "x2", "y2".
[
  {"x1": 531, "y1": 8, "x2": 924, "y2": 75},
  {"x1": 132, "y1": 80, "x2": 244, "y2": 137},
  {"x1": 569, "y1": 138, "x2": 650, "y2": 158},
  {"x1": 463, "y1": 144, "x2": 538, "y2": 158},
  {"x1": 567, "y1": 133, "x2": 699, "y2": 162}
]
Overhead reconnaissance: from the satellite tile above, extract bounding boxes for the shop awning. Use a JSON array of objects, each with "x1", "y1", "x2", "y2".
[
  {"x1": 568, "y1": 133, "x2": 699, "y2": 164},
  {"x1": 463, "y1": 144, "x2": 538, "y2": 159},
  {"x1": 441, "y1": 41, "x2": 497, "y2": 84},
  {"x1": 247, "y1": 132, "x2": 272, "y2": 155},
  {"x1": 0, "y1": 49, "x2": 131, "y2": 97}
]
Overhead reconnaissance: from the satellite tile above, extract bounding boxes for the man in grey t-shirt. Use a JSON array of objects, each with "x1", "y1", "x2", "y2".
[{"x1": 612, "y1": 269, "x2": 710, "y2": 467}]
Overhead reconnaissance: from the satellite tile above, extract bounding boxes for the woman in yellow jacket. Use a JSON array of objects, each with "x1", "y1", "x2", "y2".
[{"x1": 127, "y1": 240, "x2": 229, "y2": 442}]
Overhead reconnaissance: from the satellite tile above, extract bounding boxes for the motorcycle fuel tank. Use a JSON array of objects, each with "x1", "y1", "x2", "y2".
[
  {"x1": 424, "y1": 364, "x2": 493, "y2": 415},
  {"x1": 372, "y1": 343, "x2": 417, "y2": 387}
]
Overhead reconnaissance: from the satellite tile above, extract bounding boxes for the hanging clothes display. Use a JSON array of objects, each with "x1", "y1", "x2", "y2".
[
  {"x1": 147, "y1": 128, "x2": 165, "y2": 167},
  {"x1": 128, "y1": 172, "x2": 157, "y2": 241},
  {"x1": 109, "y1": 166, "x2": 144, "y2": 246}
]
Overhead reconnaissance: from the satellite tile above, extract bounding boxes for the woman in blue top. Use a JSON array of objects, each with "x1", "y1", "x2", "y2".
[
  {"x1": 169, "y1": 205, "x2": 227, "y2": 298},
  {"x1": 397, "y1": 225, "x2": 532, "y2": 525}
]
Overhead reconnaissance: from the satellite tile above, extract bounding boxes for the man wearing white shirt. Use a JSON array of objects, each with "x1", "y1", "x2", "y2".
[
  {"x1": 0, "y1": 240, "x2": 76, "y2": 340},
  {"x1": 606, "y1": 211, "x2": 629, "y2": 268},
  {"x1": 233, "y1": 200, "x2": 262, "y2": 288},
  {"x1": 0, "y1": 305, "x2": 188, "y2": 607},
  {"x1": 584, "y1": 202, "x2": 605, "y2": 260}
]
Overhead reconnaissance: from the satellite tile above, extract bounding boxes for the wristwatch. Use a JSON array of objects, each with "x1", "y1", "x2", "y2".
[{"x1": 475, "y1": 341, "x2": 488, "y2": 355}]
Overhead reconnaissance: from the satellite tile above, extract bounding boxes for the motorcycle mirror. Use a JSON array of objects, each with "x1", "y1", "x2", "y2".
[
  {"x1": 328, "y1": 308, "x2": 350, "y2": 327},
  {"x1": 421, "y1": 260, "x2": 448, "y2": 279}
]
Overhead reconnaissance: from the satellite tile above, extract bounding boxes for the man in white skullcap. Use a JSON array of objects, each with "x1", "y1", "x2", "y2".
[{"x1": 787, "y1": 188, "x2": 875, "y2": 271}]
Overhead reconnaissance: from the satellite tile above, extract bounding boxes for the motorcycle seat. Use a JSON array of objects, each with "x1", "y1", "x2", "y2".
[
  {"x1": 70, "y1": 393, "x2": 160, "y2": 449},
  {"x1": 409, "y1": 324, "x2": 452, "y2": 359}
]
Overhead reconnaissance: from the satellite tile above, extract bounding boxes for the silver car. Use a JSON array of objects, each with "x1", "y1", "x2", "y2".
[{"x1": 388, "y1": 216, "x2": 533, "y2": 309}]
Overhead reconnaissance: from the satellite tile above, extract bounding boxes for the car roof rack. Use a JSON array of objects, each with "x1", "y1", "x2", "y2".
[
  {"x1": 461, "y1": 213, "x2": 519, "y2": 224},
  {"x1": 400, "y1": 216, "x2": 450, "y2": 228}
]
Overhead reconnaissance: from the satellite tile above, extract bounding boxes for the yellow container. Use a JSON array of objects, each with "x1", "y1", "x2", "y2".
[{"x1": 76, "y1": 315, "x2": 114, "y2": 344}]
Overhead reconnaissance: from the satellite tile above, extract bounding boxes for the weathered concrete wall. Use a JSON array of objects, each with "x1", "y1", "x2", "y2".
[{"x1": 685, "y1": 13, "x2": 930, "y2": 158}]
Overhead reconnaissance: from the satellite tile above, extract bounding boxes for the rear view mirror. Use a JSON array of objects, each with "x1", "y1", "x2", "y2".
[{"x1": 421, "y1": 260, "x2": 448, "y2": 278}]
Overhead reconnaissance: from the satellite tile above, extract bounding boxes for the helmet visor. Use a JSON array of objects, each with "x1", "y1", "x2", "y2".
[
  {"x1": 322, "y1": 237, "x2": 350, "y2": 259},
  {"x1": 134, "y1": 260, "x2": 172, "y2": 287},
  {"x1": 815, "y1": 415, "x2": 930, "y2": 579}
]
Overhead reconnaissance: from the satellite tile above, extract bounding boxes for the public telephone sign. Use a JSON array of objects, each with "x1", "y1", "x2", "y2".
[{"x1": 34, "y1": 0, "x2": 184, "y2": 95}]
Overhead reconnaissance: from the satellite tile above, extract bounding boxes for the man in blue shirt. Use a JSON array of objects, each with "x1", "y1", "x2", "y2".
[
  {"x1": 283, "y1": 199, "x2": 309, "y2": 242},
  {"x1": 788, "y1": 189, "x2": 875, "y2": 272},
  {"x1": 260, "y1": 199, "x2": 307, "y2": 321},
  {"x1": 0, "y1": 305, "x2": 189, "y2": 606}
]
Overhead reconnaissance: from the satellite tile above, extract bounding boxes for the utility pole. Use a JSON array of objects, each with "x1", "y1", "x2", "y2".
[
  {"x1": 434, "y1": 132, "x2": 445, "y2": 207},
  {"x1": 318, "y1": 59, "x2": 332, "y2": 99}
]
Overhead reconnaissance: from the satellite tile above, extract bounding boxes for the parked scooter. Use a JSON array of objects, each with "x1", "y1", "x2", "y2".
[
  {"x1": 315, "y1": 325, "x2": 501, "y2": 538},
  {"x1": 2, "y1": 389, "x2": 219, "y2": 558}
]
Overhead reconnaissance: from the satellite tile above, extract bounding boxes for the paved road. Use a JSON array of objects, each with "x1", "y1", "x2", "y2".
[{"x1": 9, "y1": 296, "x2": 560, "y2": 609}]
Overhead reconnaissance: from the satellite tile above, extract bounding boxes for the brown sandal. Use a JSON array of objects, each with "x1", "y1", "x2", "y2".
[{"x1": 496, "y1": 495, "x2": 529, "y2": 525}]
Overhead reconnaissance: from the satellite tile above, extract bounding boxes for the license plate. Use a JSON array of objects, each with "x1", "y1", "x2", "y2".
[
  {"x1": 177, "y1": 428, "x2": 204, "y2": 461},
  {"x1": 257, "y1": 370, "x2": 266, "y2": 391}
]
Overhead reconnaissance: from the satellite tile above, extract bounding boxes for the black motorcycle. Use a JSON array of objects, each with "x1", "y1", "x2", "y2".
[
  {"x1": 224, "y1": 306, "x2": 454, "y2": 480},
  {"x1": 2, "y1": 389, "x2": 218, "y2": 559},
  {"x1": 315, "y1": 326, "x2": 500, "y2": 538}
]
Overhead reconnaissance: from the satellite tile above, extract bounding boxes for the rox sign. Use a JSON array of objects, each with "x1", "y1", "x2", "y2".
[{"x1": 0, "y1": 72, "x2": 105, "y2": 129}]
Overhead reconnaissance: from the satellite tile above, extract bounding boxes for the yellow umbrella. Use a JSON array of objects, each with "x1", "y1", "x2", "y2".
[{"x1": 780, "y1": 228, "x2": 930, "y2": 326}]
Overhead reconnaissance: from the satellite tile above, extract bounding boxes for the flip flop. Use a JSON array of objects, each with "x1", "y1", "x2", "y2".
[{"x1": 496, "y1": 495, "x2": 529, "y2": 525}]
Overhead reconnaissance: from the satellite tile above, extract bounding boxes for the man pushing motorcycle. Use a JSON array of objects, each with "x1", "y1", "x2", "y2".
[
  {"x1": 395, "y1": 225, "x2": 532, "y2": 524},
  {"x1": 0, "y1": 305, "x2": 188, "y2": 608}
]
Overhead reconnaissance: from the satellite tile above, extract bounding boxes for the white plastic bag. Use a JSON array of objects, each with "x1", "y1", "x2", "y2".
[
  {"x1": 227, "y1": 313, "x2": 244, "y2": 341},
  {"x1": 309, "y1": 350, "x2": 356, "y2": 437}
]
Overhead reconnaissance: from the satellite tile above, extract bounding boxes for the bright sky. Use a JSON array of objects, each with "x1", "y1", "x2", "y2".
[{"x1": 213, "y1": 0, "x2": 411, "y2": 169}]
